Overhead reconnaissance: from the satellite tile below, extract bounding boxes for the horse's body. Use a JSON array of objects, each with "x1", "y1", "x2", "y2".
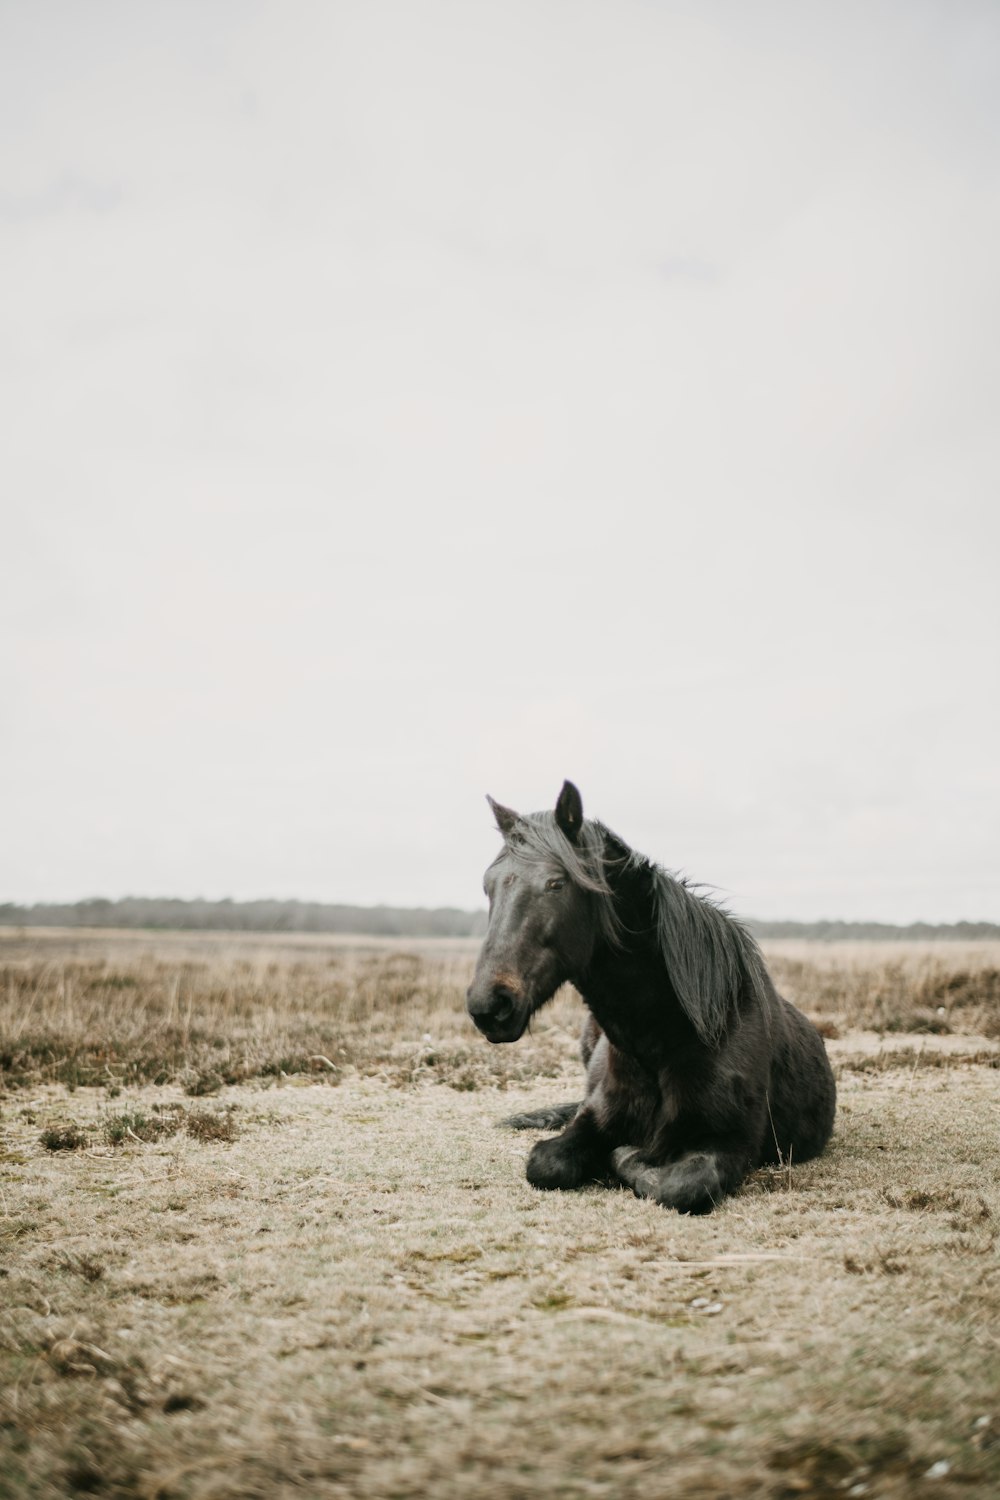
[{"x1": 466, "y1": 782, "x2": 836, "y2": 1213}]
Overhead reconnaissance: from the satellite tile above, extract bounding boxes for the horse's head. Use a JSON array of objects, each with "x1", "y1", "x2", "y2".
[{"x1": 466, "y1": 780, "x2": 601, "y2": 1043}]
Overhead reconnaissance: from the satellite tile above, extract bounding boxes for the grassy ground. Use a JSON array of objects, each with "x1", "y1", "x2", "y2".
[{"x1": 1, "y1": 932, "x2": 998, "y2": 1498}]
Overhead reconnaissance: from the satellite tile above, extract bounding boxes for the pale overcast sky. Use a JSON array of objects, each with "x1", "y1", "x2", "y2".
[{"x1": 2, "y1": 1, "x2": 998, "y2": 921}]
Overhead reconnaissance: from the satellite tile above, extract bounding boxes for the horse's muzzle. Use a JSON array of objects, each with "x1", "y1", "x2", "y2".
[{"x1": 466, "y1": 981, "x2": 527, "y2": 1043}]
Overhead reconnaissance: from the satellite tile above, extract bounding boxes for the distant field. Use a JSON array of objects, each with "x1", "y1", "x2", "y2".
[
  {"x1": 1, "y1": 931, "x2": 998, "y2": 1498},
  {"x1": 2, "y1": 929, "x2": 997, "y2": 1094}
]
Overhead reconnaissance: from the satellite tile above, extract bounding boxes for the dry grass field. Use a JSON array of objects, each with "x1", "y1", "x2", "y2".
[{"x1": 1, "y1": 930, "x2": 998, "y2": 1499}]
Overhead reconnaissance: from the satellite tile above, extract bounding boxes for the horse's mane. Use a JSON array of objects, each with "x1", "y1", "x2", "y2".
[
  {"x1": 645, "y1": 864, "x2": 770, "y2": 1045},
  {"x1": 509, "y1": 811, "x2": 770, "y2": 1046}
]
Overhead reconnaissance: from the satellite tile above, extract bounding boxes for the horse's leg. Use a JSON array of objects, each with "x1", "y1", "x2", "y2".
[
  {"x1": 610, "y1": 1145, "x2": 746, "y2": 1214},
  {"x1": 526, "y1": 1109, "x2": 605, "y2": 1191},
  {"x1": 500, "y1": 1101, "x2": 582, "y2": 1131}
]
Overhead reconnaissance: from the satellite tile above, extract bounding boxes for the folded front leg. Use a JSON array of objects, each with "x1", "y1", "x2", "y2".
[
  {"x1": 611, "y1": 1145, "x2": 744, "y2": 1214},
  {"x1": 526, "y1": 1109, "x2": 605, "y2": 1191}
]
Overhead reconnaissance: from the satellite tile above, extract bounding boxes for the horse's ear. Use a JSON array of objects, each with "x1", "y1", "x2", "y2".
[
  {"x1": 555, "y1": 780, "x2": 584, "y2": 843},
  {"x1": 487, "y1": 795, "x2": 520, "y2": 838}
]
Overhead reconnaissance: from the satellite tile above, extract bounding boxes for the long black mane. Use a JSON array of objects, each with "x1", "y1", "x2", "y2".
[{"x1": 507, "y1": 809, "x2": 769, "y2": 1047}]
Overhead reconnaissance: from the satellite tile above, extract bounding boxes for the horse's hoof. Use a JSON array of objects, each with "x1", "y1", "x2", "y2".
[{"x1": 526, "y1": 1135, "x2": 587, "y2": 1190}]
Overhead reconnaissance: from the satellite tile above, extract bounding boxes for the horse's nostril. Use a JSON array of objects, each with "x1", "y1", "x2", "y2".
[{"x1": 491, "y1": 988, "x2": 516, "y2": 1024}]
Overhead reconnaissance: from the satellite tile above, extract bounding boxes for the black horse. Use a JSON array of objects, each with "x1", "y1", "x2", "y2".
[{"x1": 466, "y1": 781, "x2": 836, "y2": 1213}]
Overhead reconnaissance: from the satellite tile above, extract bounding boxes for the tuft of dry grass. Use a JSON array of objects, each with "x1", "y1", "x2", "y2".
[
  {"x1": 185, "y1": 1105, "x2": 240, "y2": 1143},
  {"x1": 38, "y1": 1123, "x2": 89, "y2": 1152}
]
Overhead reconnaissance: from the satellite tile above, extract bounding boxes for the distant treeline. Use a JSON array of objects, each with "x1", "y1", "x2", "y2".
[
  {"x1": 0, "y1": 898, "x2": 488, "y2": 938},
  {"x1": 749, "y1": 919, "x2": 1000, "y2": 942},
  {"x1": 0, "y1": 899, "x2": 997, "y2": 942}
]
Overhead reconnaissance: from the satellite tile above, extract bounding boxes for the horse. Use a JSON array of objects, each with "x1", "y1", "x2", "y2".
[{"x1": 466, "y1": 781, "x2": 836, "y2": 1213}]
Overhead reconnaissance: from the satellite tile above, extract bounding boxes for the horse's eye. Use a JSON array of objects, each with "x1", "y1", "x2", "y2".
[{"x1": 545, "y1": 877, "x2": 565, "y2": 893}]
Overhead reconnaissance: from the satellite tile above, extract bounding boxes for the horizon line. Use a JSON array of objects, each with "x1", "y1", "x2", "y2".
[{"x1": 1, "y1": 896, "x2": 997, "y2": 934}]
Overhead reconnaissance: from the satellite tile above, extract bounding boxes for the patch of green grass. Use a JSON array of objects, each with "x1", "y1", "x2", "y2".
[
  {"x1": 40, "y1": 1123, "x2": 89, "y2": 1152},
  {"x1": 532, "y1": 1290, "x2": 574, "y2": 1311},
  {"x1": 103, "y1": 1107, "x2": 180, "y2": 1146},
  {"x1": 99, "y1": 1102, "x2": 242, "y2": 1147}
]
